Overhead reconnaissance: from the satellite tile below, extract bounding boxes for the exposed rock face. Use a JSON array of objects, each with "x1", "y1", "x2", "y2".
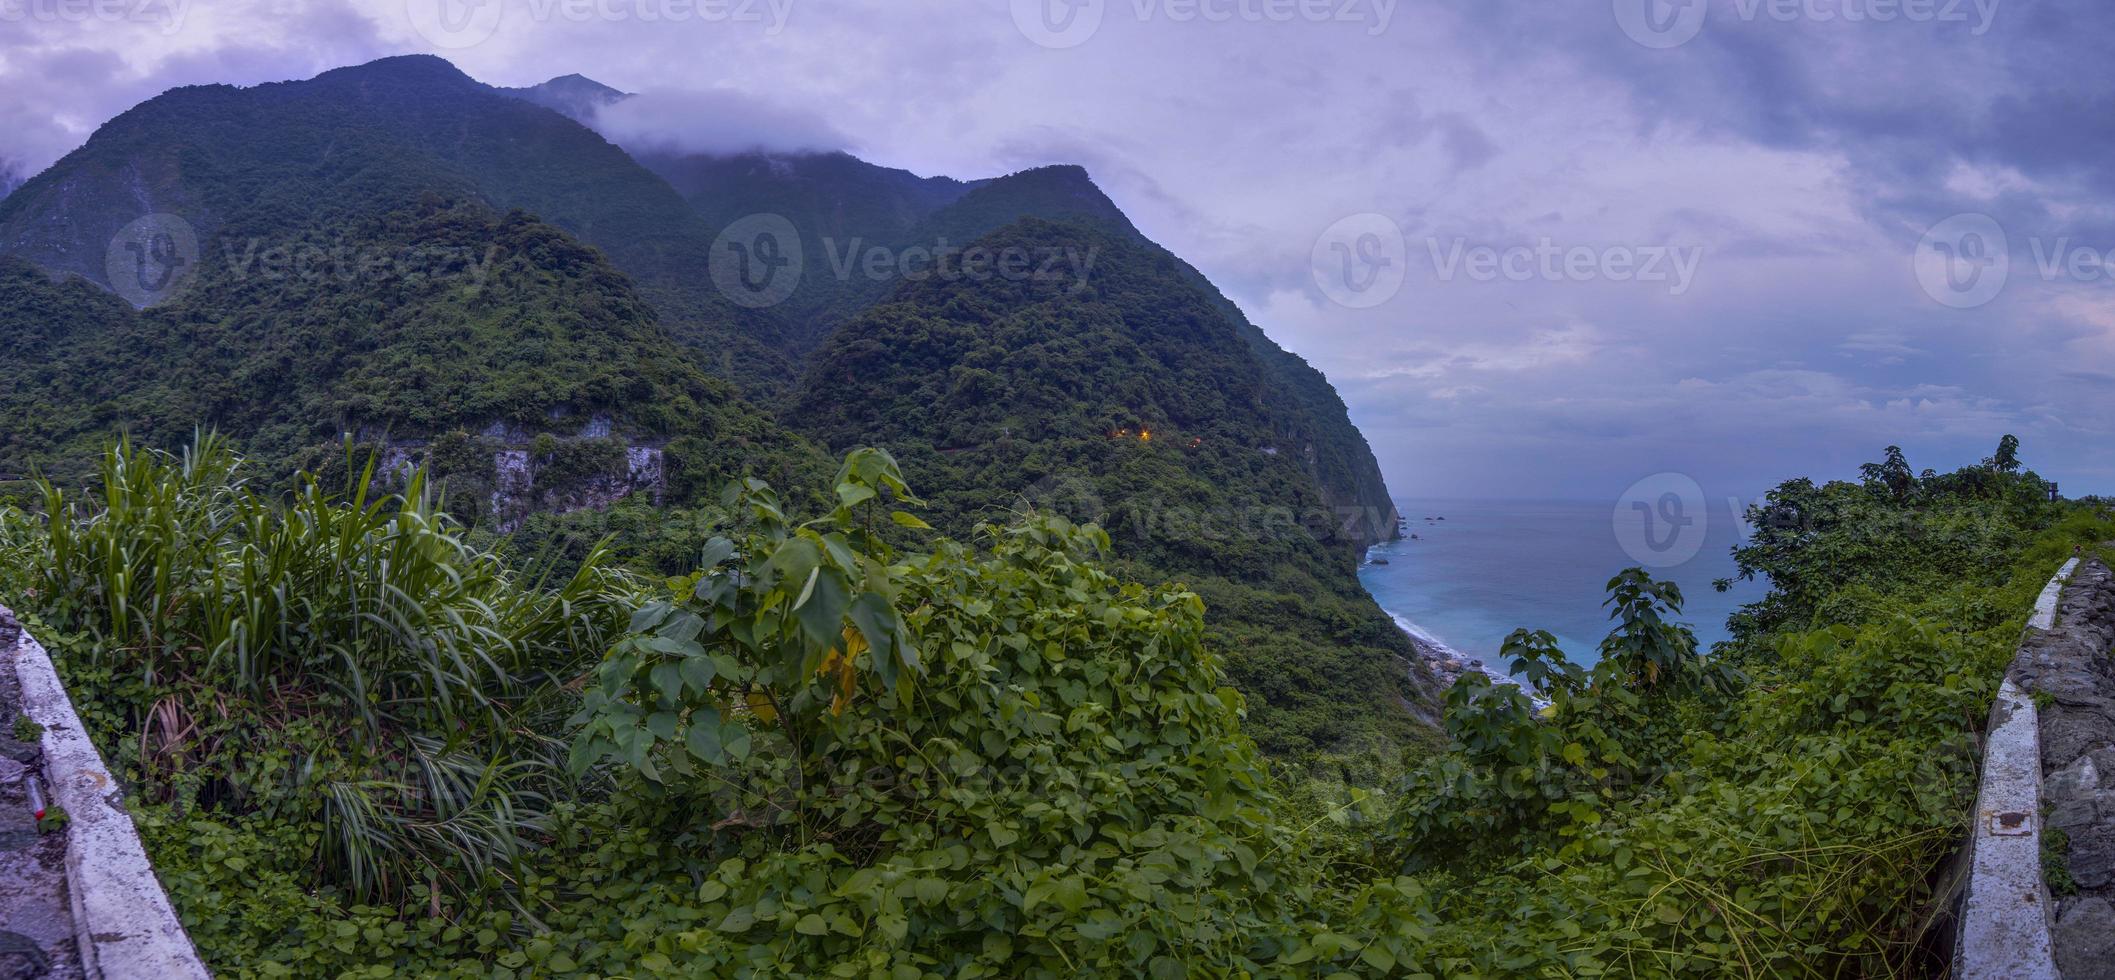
[
  {"x1": 490, "y1": 448, "x2": 533, "y2": 520},
  {"x1": 2055, "y1": 897, "x2": 2115, "y2": 979},
  {"x1": 374, "y1": 416, "x2": 667, "y2": 531}
]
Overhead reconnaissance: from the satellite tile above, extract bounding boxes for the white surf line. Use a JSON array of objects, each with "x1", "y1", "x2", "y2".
[
  {"x1": 2029, "y1": 558, "x2": 2078, "y2": 632},
  {"x1": 1382, "y1": 611, "x2": 1551, "y2": 711}
]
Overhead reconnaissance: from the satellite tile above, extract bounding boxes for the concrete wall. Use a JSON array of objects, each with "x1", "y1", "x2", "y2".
[
  {"x1": 1959, "y1": 555, "x2": 2115, "y2": 979},
  {"x1": 3, "y1": 611, "x2": 210, "y2": 979}
]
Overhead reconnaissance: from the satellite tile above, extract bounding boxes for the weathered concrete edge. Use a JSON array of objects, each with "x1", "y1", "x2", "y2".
[
  {"x1": 1956, "y1": 677, "x2": 2059, "y2": 979},
  {"x1": 5, "y1": 610, "x2": 211, "y2": 980},
  {"x1": 2029, "y1": 558, "x2": 2079, "y2": 632},
  {"x1": 1955, "y1": 558, "x2": 2078, "y2": 979}
]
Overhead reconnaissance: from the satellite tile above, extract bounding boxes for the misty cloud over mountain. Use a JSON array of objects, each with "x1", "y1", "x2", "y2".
[{"x1": 587, "y1": 88, "x2": 851, "y2": 159}]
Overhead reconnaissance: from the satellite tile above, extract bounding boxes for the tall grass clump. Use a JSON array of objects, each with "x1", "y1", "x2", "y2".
[{"x1": 0, "y1": 435, "x2": 638, "y2": 902}]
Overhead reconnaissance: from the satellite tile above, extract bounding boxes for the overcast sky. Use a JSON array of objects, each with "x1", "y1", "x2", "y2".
[{"x1": 4, "y1": 0, "x2": 2112, "y2": 504}]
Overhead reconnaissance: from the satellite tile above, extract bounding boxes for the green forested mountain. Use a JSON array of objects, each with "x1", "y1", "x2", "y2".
[
  {"x1": 791, "y1": 218, "x2": 1426, "y2": 751},
  {"x1": 0, "y1": 201, "x2": 815, "y2": 497},
  {"x1": 0, "y1": 55, "x2": 1422, "y2": 749},
  {"x1": 639, "y1": 149, "x2": 974, "y2": 350},
  {"x1": 0, "y1": 55, "x2": 796, "y2": 390},
  {"x1": 638, "y1": 152, "x2": 1142, "y2": 355},
  {"x1": 486, "y1": 74, "x2": 1401, "y2": 557}
]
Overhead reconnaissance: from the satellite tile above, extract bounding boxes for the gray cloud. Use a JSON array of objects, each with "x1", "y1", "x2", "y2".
[
  {"x1": 588, "y1": 88, "x2": 851, "y2": 158},
  {"x1": 1, "y1": 0, "x2": 2110, "y2": 498}
]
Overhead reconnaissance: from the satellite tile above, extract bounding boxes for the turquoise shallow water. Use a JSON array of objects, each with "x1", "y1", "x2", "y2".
[{"x1": 1359, "y1": 498, "x2": 1766, "y2": 671}]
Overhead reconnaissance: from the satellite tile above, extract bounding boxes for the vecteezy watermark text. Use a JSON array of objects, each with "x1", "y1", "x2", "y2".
[
  {"x1": 1309, "y1": 214, "x2": 1704, "y2": 308},
  {"x1": 1613, "y1": 0, "x2": 2001, "y2": 50},
  {"x1": 222, "y1": 240, "x2": 503, "y2": 287},
  {"x1": 1011, "y1": 0, "x2": 1397, "y2": 49},
  {"x1": 818, "y1": 239, "x2": 1097, "y2": 290},
  {"x1": 0, "y1": 0, "x2": 187, "y2": 33},
  {"x1": 1913, "y1": 212, "x2": 2115, "y2": 309},
  {"x1": 706, "y1": 213, "x2": 1098, "y2": 309},
  {"x1": 1428, "y1": 238, "x2": 1703, "y2": 295},
  {"x1": 407, "y1": 0, "x2": 791, "y2": 50},
  {"x1": 104, "y1": 213, "x2": 509, "y2": 307}
]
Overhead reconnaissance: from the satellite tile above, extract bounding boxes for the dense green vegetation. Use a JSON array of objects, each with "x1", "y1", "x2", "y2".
[
  {"x1": 643, "y1": 150, "x2": 975, "y2": 352},
  {"x1": 794, "y1": 218, "x2": 1426, "y2": 755},
  {"x1": 0, "y1": 199, "x2": 817, "y2": 499},
  {"x1": 0, "y1": 436, "x2": 2096, "y2": 976},
  {"x1": 1359, "y1": 439, "x2": 2102, "y2": 975},
  {"x1": 0, "y1": 55, "x2": 1419, "y2": 751},
  {"x1": 0, "y1": 436, "x2": 636, "y2": 904}
]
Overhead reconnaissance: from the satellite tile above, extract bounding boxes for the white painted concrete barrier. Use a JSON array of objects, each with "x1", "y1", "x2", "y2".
[
  {"x1": 1957, "y1": 677, "x2": 2060, "y2": 979},
  {"x1": 2030, "y1": 558, "x2": 2078, "y2": 632},
  {"x1": 6, "y1": 613, "x2": 210, "y2": 979},
  {"x1": 1956, "y1": 557, "x2": 2087, "y2": 979}
]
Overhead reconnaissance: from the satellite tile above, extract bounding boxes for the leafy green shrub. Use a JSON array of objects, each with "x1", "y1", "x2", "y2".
[
  {"x1": 0, "y1": 436, "x2": 635, "y2": 903},
  {"x1": 1385, "y1": 570, "x2": 1740, "y2": 872},
  {"x1": 567, "y1": 448, "x2": 1324, "y2": 974}
]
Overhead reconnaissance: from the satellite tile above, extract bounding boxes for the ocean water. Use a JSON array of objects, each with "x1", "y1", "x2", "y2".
[{"x1": 1359, "y1": 498, "x2": 1766, "y2": 672}]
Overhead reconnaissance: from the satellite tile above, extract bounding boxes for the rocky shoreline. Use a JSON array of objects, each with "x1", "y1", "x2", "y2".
[
  {"x1": 1394, "y1": 627, "x2": 1502, "y2": 692},
  {"x1": 1362, "y1": 541, "x2": 1544, "y2": 709}
]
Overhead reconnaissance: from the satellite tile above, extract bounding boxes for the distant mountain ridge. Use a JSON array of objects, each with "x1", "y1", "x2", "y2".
[{"x1": 494, "y1": 73, "x2": 632, "y2": 122}]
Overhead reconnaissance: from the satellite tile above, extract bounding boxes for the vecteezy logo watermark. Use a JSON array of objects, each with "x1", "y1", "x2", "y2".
[
  {"x1": 105, "y1": 214, "x2": 199, "y2": 307},
  {"x1": 1013, "y1": 0, "x2": 1397, "y2": 48},
  {"x1": 1912, "y1": 212, "x2": 2115, "y2": 310},
  {"x1": 1613, "y1": 472, "x2": 1707, "y2": 568},
  {"x1": 1313, "y1": 213, "x2": 1407, "y2": 309},
  {"x1": 1616, "y1": 0, "x2": 2002, "y2": 49},
  {"x1": 1428, "y1": 238, "x2": 1703, "y2": 295},
  {"x1": 407, "y1": 0, "x2": 793, "y2": 49},
  {"x1": 0, "y1": 0, "x2": 189, "y2": 34},
  {"x1": 407, "y1": 0, "x2": 504, "y2": 48},
  {"x1": 1612, "y1": 0, "x2": 1706, "y2": 48},
  {"x1": 1020, "y1": 473, "x2": 1106, "y2": 524},
  {"x1": 1011, "y1": 0, "x2": 1104, "y2": 48},
  {"x1": 1914, "y1": 212, "x2": 2008, "y2": 309},
  {"x1": 709, "y1": 213, "x2": 804, "y2": 309}
]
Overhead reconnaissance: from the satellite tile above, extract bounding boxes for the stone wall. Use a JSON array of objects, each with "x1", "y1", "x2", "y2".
[
  {"x1": 2012, "y1": 557, "x2": 2115, "y2": 978},
  {"x1": 1957, "y1": 555, "x2": 2115, "y2": 979}
]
